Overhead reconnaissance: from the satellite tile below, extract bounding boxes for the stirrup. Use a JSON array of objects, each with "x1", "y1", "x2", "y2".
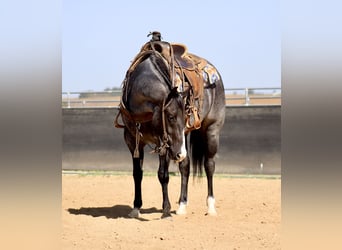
[{"x1": 186, "y1": 107, "x2": 201, "y2": 130}]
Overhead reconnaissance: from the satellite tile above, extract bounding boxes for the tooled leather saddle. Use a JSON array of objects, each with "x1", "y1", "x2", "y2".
[{"x1": 125, "y1": 34, "x2": 220, "y2": 132}]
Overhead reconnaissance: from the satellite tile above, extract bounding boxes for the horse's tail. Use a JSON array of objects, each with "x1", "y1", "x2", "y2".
[{"x1": 190, "y1": 129, "x2": 205, "y2": 177}]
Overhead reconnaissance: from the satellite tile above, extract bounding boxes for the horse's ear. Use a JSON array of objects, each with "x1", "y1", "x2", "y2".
[
  {"x1": 171, "y1": 86, "x2": 179, "y2": 94},
  {"x1": 165, "y1": 87, "x2": 179, "y2": 106},
  {"x1": 168, "y1": 87, "x2": 179, "y2": 98},
  {"x1": 164, "y1": 87, "x2": 180, "y2": 108}
]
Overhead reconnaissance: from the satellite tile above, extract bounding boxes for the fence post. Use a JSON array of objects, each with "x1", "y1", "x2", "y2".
[
  {"x1": 67, "y1": 92, "x2": 71, "y2": 108},
  {"x1": 245, "y1": 88, "x2": 250, "y2": 106}
]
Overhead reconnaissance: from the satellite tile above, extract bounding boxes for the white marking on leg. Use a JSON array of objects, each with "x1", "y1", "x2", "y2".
[
  {"x1": 206, "y1": 196, "x2": 217, "y2": 216},
  {"x1": 128, "y1": 208, "x2": 140, "y2": 218},
  {"x1": 176, "y1": 202, "x2": 187, "y2": 215},
  {"x1": 176, "y1": 131, "x2": 187, "y2": 162}
]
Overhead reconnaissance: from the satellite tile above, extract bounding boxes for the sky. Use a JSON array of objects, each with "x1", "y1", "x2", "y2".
[{"x1": 63, "y1": 0, "x2": 280, "y2": 92}]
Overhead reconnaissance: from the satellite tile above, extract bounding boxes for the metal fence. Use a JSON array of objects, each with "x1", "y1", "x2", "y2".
[{"x1": 62, "y1": 87, "x2": 281, "y2": 108}]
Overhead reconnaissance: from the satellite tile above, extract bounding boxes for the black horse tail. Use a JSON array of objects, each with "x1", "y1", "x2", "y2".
[{"x1": 190, "y1": 129, "x2": 206, "y2": 177}]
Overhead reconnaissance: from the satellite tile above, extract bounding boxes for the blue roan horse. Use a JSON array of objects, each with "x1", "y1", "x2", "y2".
[{"x1": 115, "y1": 34, "x2": 225, "y2": 218}]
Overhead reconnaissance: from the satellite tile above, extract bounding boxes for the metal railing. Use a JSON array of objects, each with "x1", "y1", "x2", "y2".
[
  {"x1": 62, "y1": 87, "x2": 281, "y2": 108},
  {"x1": 224, "y1": 87, "x2": 281, "y2": 106}
]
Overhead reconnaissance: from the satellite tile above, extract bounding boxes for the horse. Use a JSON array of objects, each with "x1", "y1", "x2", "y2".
[{"x1": 115, "y1": 38, "x2": 225, "y2": 218}]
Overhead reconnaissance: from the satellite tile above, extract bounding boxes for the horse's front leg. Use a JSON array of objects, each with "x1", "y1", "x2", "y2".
[
  {"x1": 158, "y1": 155, "x2": 171, "y2": 218},
  {"x1": 124, "y1": 129, "x2": 144, "y2": 218},
  {"x1": 129, "y1": 154, "x2": 144, "y2": 218},
  {"x1": 176, "y1": 155, "x2": 190, "y2": 215}
]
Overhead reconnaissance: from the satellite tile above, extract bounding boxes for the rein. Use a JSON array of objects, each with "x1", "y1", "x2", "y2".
[{"x1": 153, "y1": 97, "x2": 170, "y2": 156}]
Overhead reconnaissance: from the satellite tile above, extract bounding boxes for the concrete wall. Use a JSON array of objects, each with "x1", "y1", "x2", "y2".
[{"x1": 63, "y1": 106, "x2": 280, "y2": 174}]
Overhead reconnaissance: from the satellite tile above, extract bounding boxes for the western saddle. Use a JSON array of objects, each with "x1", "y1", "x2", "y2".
[{"x1": 124, "y1": 32, "x2": 220, "y2": 133}]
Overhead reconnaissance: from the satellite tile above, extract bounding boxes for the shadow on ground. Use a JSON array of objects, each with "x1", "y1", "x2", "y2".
[{"x1": 68, "y1": 205, "x2": 163, "y2": 221}]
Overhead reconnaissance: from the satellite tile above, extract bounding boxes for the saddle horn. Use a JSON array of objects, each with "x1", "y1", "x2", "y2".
[{"x1": 148, "y1": 31, "x2": 162, "y2": 41}]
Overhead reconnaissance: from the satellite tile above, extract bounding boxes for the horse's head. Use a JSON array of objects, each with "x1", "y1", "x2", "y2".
[{"x1": 154, "y1": 87, "x2": 186, "y2": 162}]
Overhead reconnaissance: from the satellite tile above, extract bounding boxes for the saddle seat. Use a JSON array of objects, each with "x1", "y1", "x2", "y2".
[
  {"x1": 171, "y1": 44, "x2": 207, "y2": 100},
  {"x1": 172, "y1": 44, "x2": 195, "y2": 69},
  {"x1": 172, "y1": 44, "x2": 207, "y2": 71}
]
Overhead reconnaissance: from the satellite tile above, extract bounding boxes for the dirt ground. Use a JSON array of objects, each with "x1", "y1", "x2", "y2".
[{"x1": 62, "y1": 173, "x2": 281, "y2": 250}]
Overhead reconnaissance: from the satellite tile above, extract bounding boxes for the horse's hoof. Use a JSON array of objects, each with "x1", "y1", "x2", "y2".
[
  {"x1": 128, "y1": 208, "x2": 140, "y2": 218},
  {"x1": 206, "y1": 208, "x2": 217, "y2": 216},
  {"x1": 206, "y1": 197, "x2": 217, "y2": 216},
  {"x1": 176, "y1": 202, "x2": 187, "y2": 215},
  {"x1": 161, "y1": 212, "x2": 172, "y2": 219}
]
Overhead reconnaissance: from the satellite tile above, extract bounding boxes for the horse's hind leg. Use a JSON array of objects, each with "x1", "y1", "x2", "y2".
[
  {"x1": 176, "y1": 155, "x2": 190, "y2": 215},
  {"x1": 204, "y1": 128, "x2": 220, "y2": 216},
  {"x1": 205, "y1": 157, "x2": 217, "y2": 215}
]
